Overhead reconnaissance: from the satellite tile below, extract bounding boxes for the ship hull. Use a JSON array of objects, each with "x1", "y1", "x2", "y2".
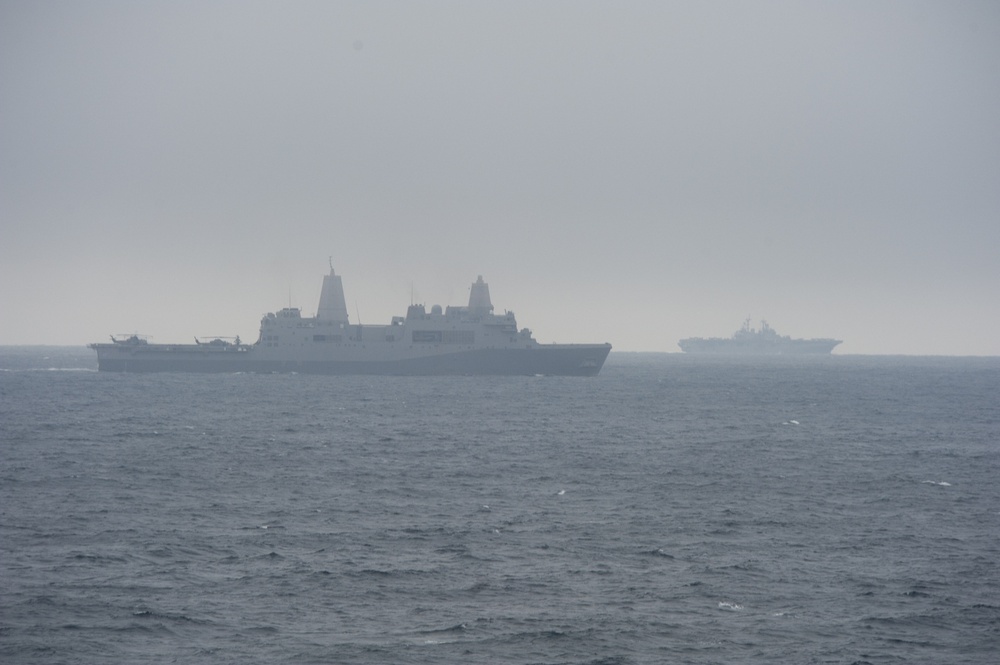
[
  {"x1": 90, "y1": 343, "x2": 611, "y2": 376},
  {"x1": 677, "y1": 339, "x2": 841, "y2": 355}
]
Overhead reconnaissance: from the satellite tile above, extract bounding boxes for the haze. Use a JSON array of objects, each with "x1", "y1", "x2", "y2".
[{"x1": 2, "y1": 1, "x2": 998, "y2": 355}]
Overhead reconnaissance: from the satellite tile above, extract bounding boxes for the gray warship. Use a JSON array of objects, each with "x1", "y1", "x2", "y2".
[
  {"x1": 678, "y1": 318, "x2": 842, "y2": 355},
  {"x1": 90, "y1": 268, "x2": 611, "y2": 375}
]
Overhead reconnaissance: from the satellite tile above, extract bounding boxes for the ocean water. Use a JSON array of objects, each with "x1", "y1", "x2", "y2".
[{"x1": 1, "y1": 348, "x2": 998, "y2": 664}]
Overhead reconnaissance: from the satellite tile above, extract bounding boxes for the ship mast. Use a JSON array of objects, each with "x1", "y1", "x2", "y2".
[{"x1": 317, "y1": 261, "x2": 350, "y2": 322}]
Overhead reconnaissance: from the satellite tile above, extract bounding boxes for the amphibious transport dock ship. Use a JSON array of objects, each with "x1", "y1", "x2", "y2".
[
  {"x1": 678, "y1": 319, "x2": 841, "y2": 355},
  {"x1": 90, "y1": 269, "x2": 611, "y2": 375}
]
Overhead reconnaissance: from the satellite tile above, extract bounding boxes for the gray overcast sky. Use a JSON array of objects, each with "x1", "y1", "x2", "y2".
[{"x1": 2, "y1": 1, "x2": 998, "y2": 354}]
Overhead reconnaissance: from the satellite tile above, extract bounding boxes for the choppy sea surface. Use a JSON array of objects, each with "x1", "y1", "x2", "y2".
[{"x1": 1, "y1": 347, "x2": 998, "y2": 664}]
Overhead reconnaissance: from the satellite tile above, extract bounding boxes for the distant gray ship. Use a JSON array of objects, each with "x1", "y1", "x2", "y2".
[
  {"x1": 678, "y1": 319, "x2": 842, "y2": 355},
  {"x1": 90, "y1": 268, "x2": 611, "y2": 375}
]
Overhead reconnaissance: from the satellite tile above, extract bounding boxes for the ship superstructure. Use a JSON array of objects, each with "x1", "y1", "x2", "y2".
[{"x1": 90, "y1": 269, "x2": 611, "y2": 375}]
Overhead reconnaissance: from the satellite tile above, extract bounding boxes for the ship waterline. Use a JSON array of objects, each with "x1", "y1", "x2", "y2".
[{"x1": 90, "y1": 270, "x2": 611, "y2": 376}]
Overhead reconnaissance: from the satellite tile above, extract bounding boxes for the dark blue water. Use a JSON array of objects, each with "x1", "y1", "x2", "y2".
[{"x1": 2, "y1": 348, "x2": 998, "y2": 664}]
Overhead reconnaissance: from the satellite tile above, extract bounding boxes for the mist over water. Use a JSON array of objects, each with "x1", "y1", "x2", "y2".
[
  {"x1": 2, "y1": 349, "x2": 999, "y2": 663},
  {"x1": 3, "y1": 3, "x2": 999, "y2": 354}
]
